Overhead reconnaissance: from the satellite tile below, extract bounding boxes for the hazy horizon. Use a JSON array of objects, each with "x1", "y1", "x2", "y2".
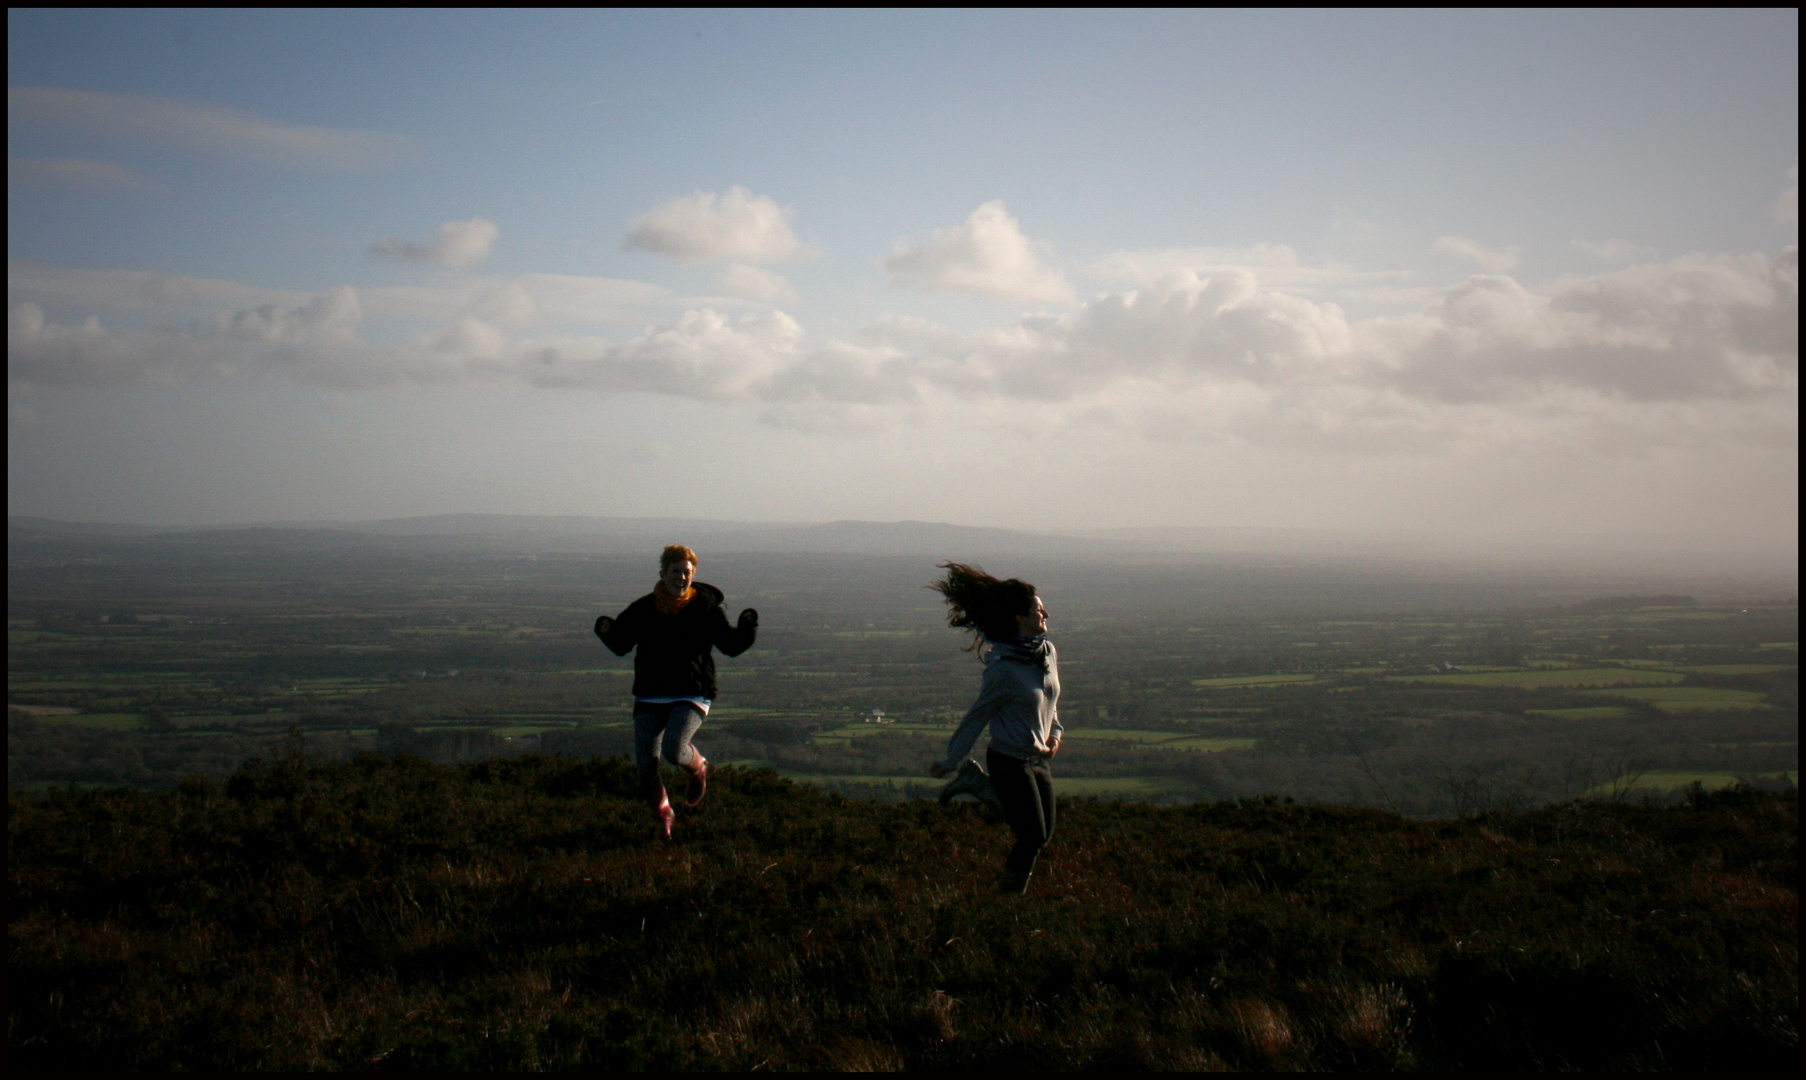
[
  {"x1": 11, "y1": 510, "x2": 1796, "y2": 589},
  {"x1": 8, "y1": 11, "x2": 1798, "y2": 542}
]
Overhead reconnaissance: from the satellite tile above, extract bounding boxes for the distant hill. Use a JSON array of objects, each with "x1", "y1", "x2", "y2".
[{"x1": 9, "y1": 513, "x2": 1798, "y2": 584}]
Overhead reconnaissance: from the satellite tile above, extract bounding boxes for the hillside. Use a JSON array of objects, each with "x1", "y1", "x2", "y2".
[{"x1": 7, "y1": 753, "x2": 1796, "y2": 1071}]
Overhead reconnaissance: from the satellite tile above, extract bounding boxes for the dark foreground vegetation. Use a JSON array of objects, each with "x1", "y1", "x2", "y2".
[{"x1": 9, "y1": 752, "x2": 1796, "y2": 1071}]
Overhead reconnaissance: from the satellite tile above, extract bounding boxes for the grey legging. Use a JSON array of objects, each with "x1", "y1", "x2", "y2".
[
  {"x1": 986, "y1": 748, "x2": 1056, "y2": 873},
  {"x1": 633, "y1": 700, "x2": 705, "y2": 797}
]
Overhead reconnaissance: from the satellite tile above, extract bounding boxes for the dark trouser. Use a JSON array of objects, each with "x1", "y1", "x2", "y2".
[
  {"x1": 987, "y1": 748, "x2": 1056, "y2": 874},
  {"x1": 633, "y1": 701, "x2": 705, "y2": 802}
]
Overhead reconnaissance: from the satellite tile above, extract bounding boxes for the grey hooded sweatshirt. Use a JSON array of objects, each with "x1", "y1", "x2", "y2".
[{"x1": 938, "y1": 637, "x2": 1063, "y2": 770}]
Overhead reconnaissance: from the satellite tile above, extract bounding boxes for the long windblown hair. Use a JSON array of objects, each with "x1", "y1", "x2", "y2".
[{"x1": 929, "y1": 562, "x2": 1038, "y2": 649}]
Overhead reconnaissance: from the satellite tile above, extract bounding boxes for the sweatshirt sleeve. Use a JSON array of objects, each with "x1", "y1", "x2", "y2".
[
  {"x1": 939, "y1": 660, "x2": 1009, "y2": 771},
  {"x1": 598, "y1": 600, "x2": 643, "y2": 656},
  {"x1": 713, "y1": 604, "x2": 756, "y2": 657}
]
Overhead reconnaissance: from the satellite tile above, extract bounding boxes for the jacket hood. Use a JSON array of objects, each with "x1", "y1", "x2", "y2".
[
  {"x1": 690, "y1": 581, "x2": 725, "y2": 606},
  {"x1": 986, "y1": 635, "x2": 1053, "y2": 668}
]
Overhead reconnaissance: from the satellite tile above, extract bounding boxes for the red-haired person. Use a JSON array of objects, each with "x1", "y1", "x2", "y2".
[
  {"x1": 927, "y1": 562, "x2": 1062, "y2": 894},
  {"x1": 595, "y1": 545, "x2": 758, "y2": 840}
]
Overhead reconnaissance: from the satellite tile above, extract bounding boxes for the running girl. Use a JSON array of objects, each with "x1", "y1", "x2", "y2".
[{"x1": 927, "y1": 562, "x2": 1062, "y2": 894}]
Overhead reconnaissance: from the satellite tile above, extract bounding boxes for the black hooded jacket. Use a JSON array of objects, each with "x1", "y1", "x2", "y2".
[{"x1": 596, "y1": 582, "x2": 756, "y2": 699}]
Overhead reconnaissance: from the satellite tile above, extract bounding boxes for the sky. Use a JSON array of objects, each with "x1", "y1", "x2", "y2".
[{"x1": 6, "y1": 9, "x2": 1798, "y2": 554}]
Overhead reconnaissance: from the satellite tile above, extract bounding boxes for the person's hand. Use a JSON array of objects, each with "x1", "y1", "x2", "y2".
[
  {"x1": 928, "y1": 762, "x2": 949, "y2": 779},
  {"x1": 738, "y1": 608, "x2": 759, "y2": 629},
  {"x1": 1047, "y1": 735, "x2": 1062, "y2": 758},
  {"x1": 593, "y1": 615, "x2": 614, "y2": 638}
]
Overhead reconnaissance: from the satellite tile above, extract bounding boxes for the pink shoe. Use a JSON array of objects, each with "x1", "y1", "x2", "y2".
[
  {"x1": 684, "y1": 756, "x2": 709, "y2": 808},
  {"x1": 652, "y1": 790, "x2": 674, "y2": 842}
]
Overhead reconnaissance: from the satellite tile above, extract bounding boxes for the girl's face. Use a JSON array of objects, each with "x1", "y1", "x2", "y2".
[
  {"x1": 1015, "y1": 596, "x2": 1048, "y2": 637},
  {"x1": 661, "y1": 559, "x2": 695, "y2": 594}
]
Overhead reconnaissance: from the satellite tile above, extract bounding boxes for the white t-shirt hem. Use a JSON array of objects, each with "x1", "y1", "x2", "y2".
[{"x1": 634, "y1": 695, "x2": 712, "y2": 715}]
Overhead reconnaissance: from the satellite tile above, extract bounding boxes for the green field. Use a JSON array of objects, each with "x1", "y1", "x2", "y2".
[
  {"x1": 1063, "y1": 730, "x2": 1255, "y2": 752},
  {"x1": 9, "y1": 537, "x2": 1796, "y2": 814},
  {"x1": 1392, "y1": 668, "x2": 1686, "y2": 689},
  {"x1": 769, "y1": 771, "x2": 1196, "y2": 798},
  {"x1": 812, "y1": 722, "x2": 947, "y2": 742},
  {"x1": 30, "y1": 713, "x2": 147, "y2": 730},
  {"x1": 1164, "y1": 736, "x2": 1257, "y2": 752},
  {"x1": 1526, "y1": 707, "x2": 1638, "y2": 721},
  {"x1": 1194, "y1": 673, "x2": 1320, "y2": 688},
  {"x1": 767, "y1": 772, "x2": 937, "y2": 792},
  {"x1": 161, "y1": 714, "x2": 295, "y2": 730},
  {"x1": 1578, "y1": 687, "x2": 1772, "y2": 713},
  {"x1": 1064, "y1": 728, "x2": 1193, "y2": 743}
]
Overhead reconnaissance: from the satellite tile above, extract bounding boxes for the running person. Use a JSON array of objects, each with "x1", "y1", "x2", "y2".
[
  {"x1": 595, "y1": 545, "x2": 758, "y2": 840},
  {"x1": 927, "y1": 562, "x2": 1062, "y2": 894}
]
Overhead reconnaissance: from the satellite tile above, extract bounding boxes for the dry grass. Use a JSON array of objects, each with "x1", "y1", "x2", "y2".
[{"x1": 7, "y1": 755, "x2": 1796, "y2": 1071}]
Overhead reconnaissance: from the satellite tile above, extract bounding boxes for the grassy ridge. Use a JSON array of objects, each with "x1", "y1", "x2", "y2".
[{"x1": 7, "y1": 753, "x2": 1797, "y2": 1071}]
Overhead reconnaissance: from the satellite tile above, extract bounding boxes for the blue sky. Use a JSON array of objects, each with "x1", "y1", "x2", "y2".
[{"x1": 7, "y1": 10, "x2": 1798, "y2": 554}]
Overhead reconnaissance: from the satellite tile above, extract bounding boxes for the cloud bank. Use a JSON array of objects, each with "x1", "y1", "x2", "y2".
[
  {"x1": 14, "y1": 249, "x2": 1793, "y2": 455},
  {"x1": 6, "y1": 260, "x2": 675, "y2": 331}
]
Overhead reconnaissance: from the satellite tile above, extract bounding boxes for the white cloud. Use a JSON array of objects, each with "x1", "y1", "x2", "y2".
[
  {"x1": 521, "y1": 309, "x2": 803, "y2": 398},
  {"x1": 1093, "y1": 244, "x2": 1414, "y2": 302},
  {"x1": 1359, "y1": 249, "x2": 1798, "y2": 404},
  {"x1": 8, "y1": 295, "x2": 803, "y2": 397},
  {"x1": 625, "y1": 187, "x2": 807, "y2": 263},
  {"x1": 884, "y1": 201, "x2": 1073, "y2": 304},
  {"x1": 220, "y1": 286, "x2": 363, "y2": 345},
  {"x1": 1779, "y1": 164, "x2": 1799, "y2": 227},
  {"x1": 8, "y1": 260, "x2": 308, "y2": 315},
  {"x1": 9, "y1": 301, "x2": 230, "y2": 387},
  {"x1": 714, "y1": 264, "x2": 799, "y2": 304},
  {"x1": 949, "y1": 267, "x2": 1361, "y2": 405},
  {"x1": 1434, "y1": 235, "x2": 1523, "y2": 273},
  {"x1": 7, "y1": 260, "x2": 673, "y2": 335},
  {"x1": 767, "y1": 249, "x2": 1796, "y2": 440},
  {"x1": 368, "y1": 218, "x2": 499, "y2": 270},
  {"x1": 1572, "y1": 239, "x2": 1661, "y2": 265},
  {"x1": 460, "y1": 274, "x2": 673, "y2": 326},
  {"x1": 1097, "y1": 243, "x2": 1292, "y2": 282},
  {"x1": 8, "y1": 156, "x2": 159, "y2": 193},
  {"x1": 7, "y1": 86, "x2": 411, "y2": 170},
  {"x1": 7, "y1": 287, "x2": 365, "y2": 389},
  {"x1": 759, "y1": 339, "x2": 924, "y2": 407}
]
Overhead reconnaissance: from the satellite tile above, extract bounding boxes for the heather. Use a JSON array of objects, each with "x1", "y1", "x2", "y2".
[{"x1": 8, "y1": 752, "x2": 1795, "y2": 1071}]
